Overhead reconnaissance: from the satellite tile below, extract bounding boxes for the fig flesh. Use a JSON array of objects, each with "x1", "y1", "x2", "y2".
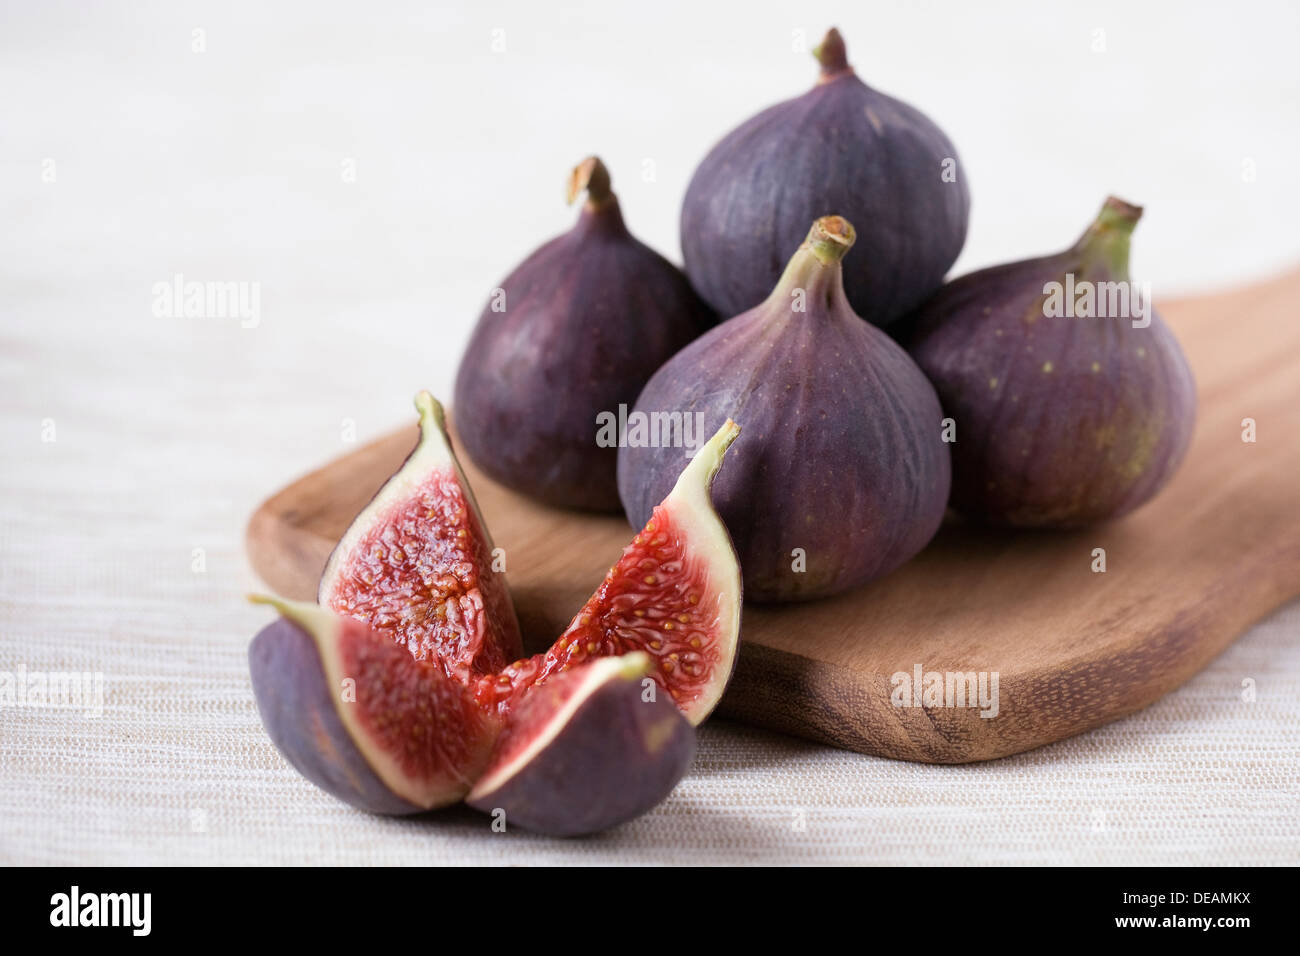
[
  {"x1": 475, "y1": 419, "x2": 744, "y2": 725},
  {"x1": 619, "y1": 216, "x2": 951, "y2": 602},
  {"x1": 454, "y1": 156, "x2": 715, "y2": 512},
  {"x1": 681, "y1": 27, "x2": 969, "y2": 326},
  {"x1": 467, "y1": 652, "x2": 695, "y2": 836},
  {"x1": 248, "y1": 597, "x2": 501, "y2": 814},
  {"x1": 319, "y1": 391, "x2": 523, "y2": 684},
  {"x1": 906, "y1": 197, "x2": 1197, "y2": 528},
  {"x1": 321, "y1": 393, "x2": 743, "y2": 723}
]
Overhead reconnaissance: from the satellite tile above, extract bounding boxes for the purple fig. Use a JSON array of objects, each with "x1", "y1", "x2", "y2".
[
  {"x1": 454, "y1": 156, "x2": 715, "y2": 512},
  {"x1": 906, "y1": 197, "x2": 1196, "y2": 528},
  {"x1": 467, "y1": 652, "x2": 695, "y2": 836},
  {"x1": 618, "y1": 216, "x2": 951, "y2": 602},
  {"x1": 681, "y1": 27, "x2": 969, "y2": 327},
  {"x1": 247, "y1": 597, "x2": 501, "y2": 814}
]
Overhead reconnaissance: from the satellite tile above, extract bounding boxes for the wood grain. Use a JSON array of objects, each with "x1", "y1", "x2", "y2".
[{"x1": 246, "y1": 269, "x2": 1300, "y2": 763}]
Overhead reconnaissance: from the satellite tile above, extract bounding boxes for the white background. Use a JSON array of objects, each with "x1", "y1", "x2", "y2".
[{"x1": 2, "y1": 0, "x2": 1297, "y2": 865}]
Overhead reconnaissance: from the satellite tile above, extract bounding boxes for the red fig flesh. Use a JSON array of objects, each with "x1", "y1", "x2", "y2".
[
  {"x1": 454, "y1": 156, "x2": 715, "y2": 512},
  {"x1": 322, "y1": 395, "x2": 742, "y2": 722},
  {"x1": 906, "y1": 197, "x2": 1197, "y2": 527},
  {"x1": 620, "y1": 217, "x2": 951, "y2": 602},
  {"x1": 467, "y1": 652, "x2": 695, "y2": 837},
  {"x1": 681, "y1": 27, "x2": 969, "y2": 326},
  {"x1": 248, "y1": 598, "x2": 501, "y2": 814},
  {"x1": 319, "y1": 392, "x2": 523, "y2": 683},
  {"x1": 476, "y1": 419, "x2": 744, "y2": 725}
]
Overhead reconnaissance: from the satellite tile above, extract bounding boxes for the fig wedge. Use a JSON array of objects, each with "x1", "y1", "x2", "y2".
[
  {"x1": 318, "y1": 392, "x2": 523, "y2": 683},
  {"x1": 476, "y1": 420, "x2": 744, "y2": 725},
  {"x1": 247, "y1": 596, "x2": 501, "y2": 814},
  {"x1": 467, "y1": 652, "x2": 695, "y2": 836}
]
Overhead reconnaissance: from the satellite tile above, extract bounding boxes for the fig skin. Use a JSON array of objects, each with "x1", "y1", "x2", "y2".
[
  {"x1": 618, "y1": 216, "x2": 951, "y2": 603},
  {"x1": 681, "y1": 27, "x2": 969, "y2": 327},
  {"x1": 467, "y1": 654, "x2": 695, "y2": 837},
  {"x1": 454, "y1": 156, "x2": 715, "y2": 513},
  {"x1": 906, "y1": 197, "x2": 1197, "y2": 528},
  {"x1": 248, "y1": 598, "x2": 500, "y2": 815},
  {"x1": 250, "y1": 617, "x2": 421, "y2": 815}
]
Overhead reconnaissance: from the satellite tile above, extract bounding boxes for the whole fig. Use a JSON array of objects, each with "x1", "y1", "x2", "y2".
[
  {"x1": 618, "y1": 216, "x2": 951, "y2": 603},
  {"x1": 454, "y1": 157, "x2": 714, "y2": 512},
  {"x1": 680, "y1": 27, "x2": 969, "y2": 327},
  {"x1": 906, "y1": 197, "x2": 1196, "y2": 528}
]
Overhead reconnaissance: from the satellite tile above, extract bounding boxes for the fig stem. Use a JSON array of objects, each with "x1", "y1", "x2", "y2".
[
  {"x1": 248, "y1": 593, "x2": 333, "y2": 637},
  {"x1": 567, "y1": 156, "x2": 614, "y2": 208},
  {"x1": 766, "y1": 216, "x2": 857, "y2": 309},
  {"x1": 813, "y1": 27, "x2": 851, "y2": 78},
  {"x1": 1076, "y1": 196, "x2": 1143, "y2": 278},
  {"x1": 803, "y1": 215, "x2": 857, "y2": 266},
  {"x1": 672, "y1": 419, "x2": 740, "y2": 500},
  {"x1": 414, "y1": 390, "x2": 446, "y2": 433},
  {"x1": 610, "y1": 651, "x2": 654, "y2": 680}
]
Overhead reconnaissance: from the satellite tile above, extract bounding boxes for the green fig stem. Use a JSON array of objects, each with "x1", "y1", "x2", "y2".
[
  {"x1": 414, "y1": 390, "x2": 446, "y2": 432},
  {"x1": 248, "y1": 594, "x2": 335, "y2": 637},
  {"x1": 567, "y1": 156, "x2": 614, "y2": 210},
  {"x1": 804, "y1": 215, "x2": 856, "y2": 265},
  {"x1": 608, "y1": 651, "x2": 654, "y2": 681},
  {"x1": 768, "y1": 216, "x2": 857, "y2": 307},
  {"x1": 671, "y1": 419, "x2": 740, "y2": 499},
  {"x1": 1075, "y1": 196, "x2": 1142, "y2": 278},
  {"x1": 813, "y1": 27, "x2": 851, "y2": 80}
]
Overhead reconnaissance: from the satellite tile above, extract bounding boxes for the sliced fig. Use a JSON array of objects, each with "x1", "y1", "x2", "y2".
[
  {"x1": 247, "y1": 596, "x2": 501, "y2": 814},
  {"x1": 319, "y1": 391, "x2": 523, "y2": 683},
  {"x1": 454, "y1": 156, "x2": 715, "y2": 512},
  {"x1": 467, "y1": 652, "x2": 695, "y2": 837},
  {"x1": 906, "y1": 197, "x2": 1197, "y2": 527},
  {"x1": 476, "y1": 419, "x2": 743, "y2": 725},
  {"x1": 619, "y1": 216, "x2": 951, "y2": 602},
  {"x1": 681, "y1": 27, "x2": 969, "y2": 326}
]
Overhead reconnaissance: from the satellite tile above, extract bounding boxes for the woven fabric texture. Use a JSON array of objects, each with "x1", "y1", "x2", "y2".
[{"x1": 1, "y1": 312, "x2": 1297, "y2": 866}]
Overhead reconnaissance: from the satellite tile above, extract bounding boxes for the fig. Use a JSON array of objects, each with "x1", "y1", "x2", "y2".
[
  {"x1": 680, "y1": 27, "x2": 969, "y2": 327},
  {"x1": 256, "y1": 397, "x2": 743, "y2": 831},
  {"x1": 474, "y1": 419, "x2": 744, "y2": 724},
  {"x1": 618, "y1": 216, "x2": 951, "y2": 602},
  {"x1": 322, "y1": 392, "x2": 744, "y2": 724},
  {"x1": 453, "y1": 156, "x2": 715, "y2": 512},
  {"x1": 319, "y1": 391, "x2": 523, "y2": 684},
  {"x1": 249, "y1": 599, "x2": 694, "y2": 834},
  {"x1": 467, "y1": 652, "x2": 695, "y2": 836},
  {"x1": 247, "y1": 597, "x2": 501, "y2": 814},
  {"x1": 906, "y1": 197, "x2": 1196, "y2": 528}
]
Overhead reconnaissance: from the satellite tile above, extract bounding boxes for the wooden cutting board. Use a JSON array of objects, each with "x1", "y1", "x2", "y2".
[{"x1": 246, "y1": 268, "x2": 1300, "y2": 763}]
